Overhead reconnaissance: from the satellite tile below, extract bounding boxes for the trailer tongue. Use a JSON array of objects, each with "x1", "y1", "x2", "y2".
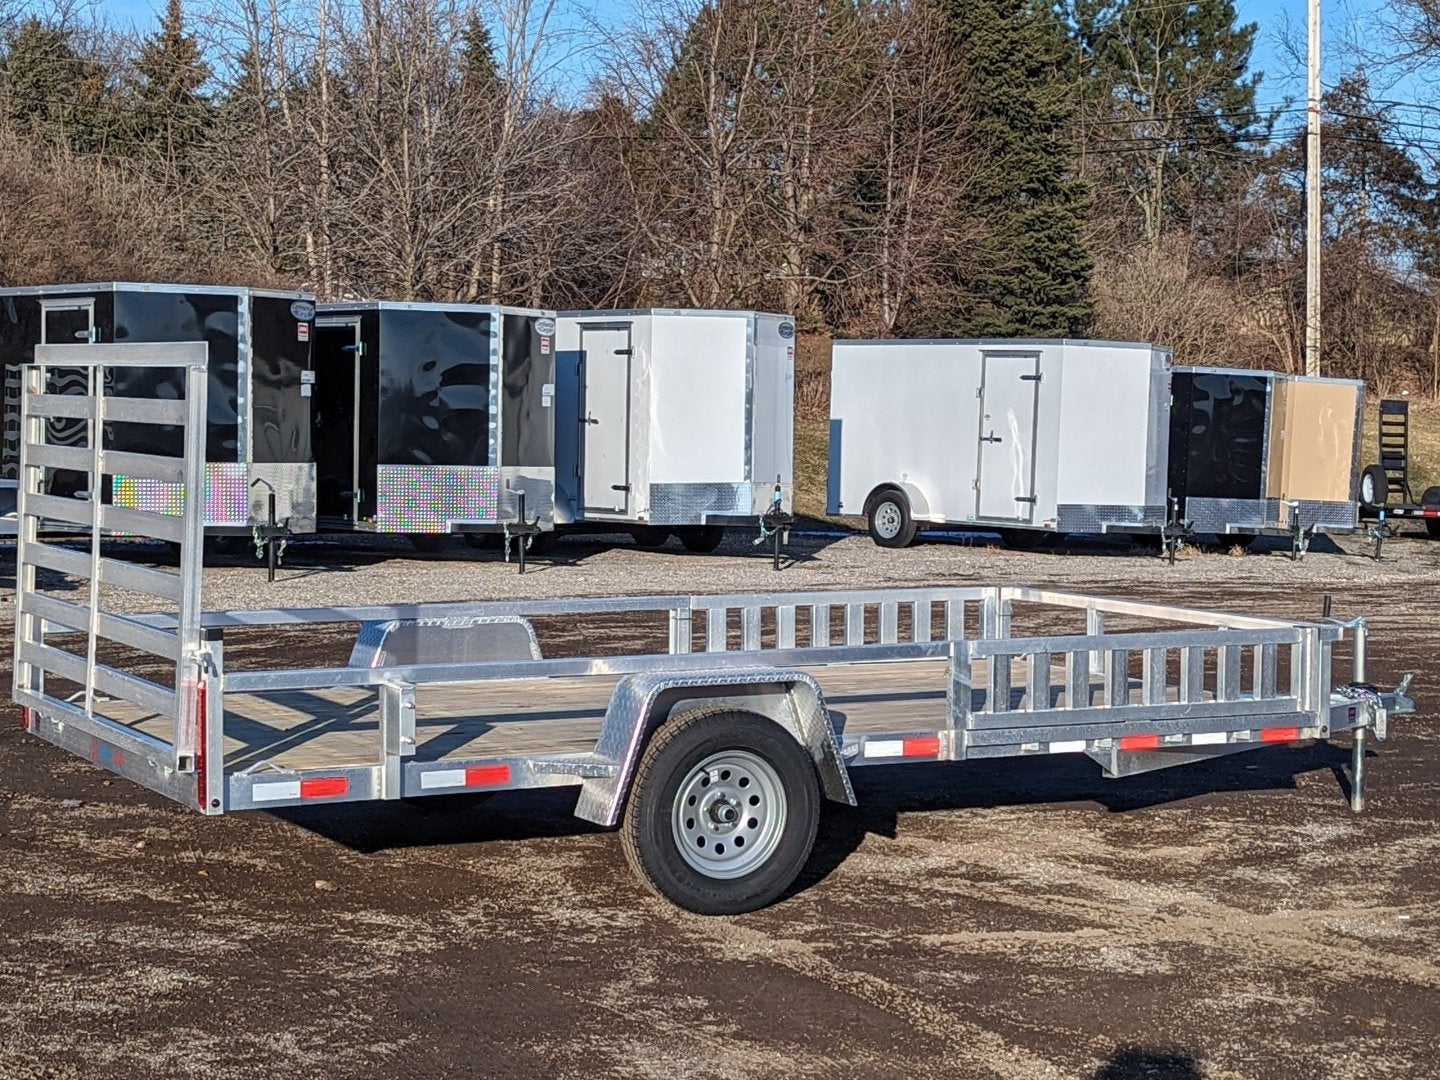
[{"x1": 12, "y1": 345, "x2": 1414, "y2": 914}]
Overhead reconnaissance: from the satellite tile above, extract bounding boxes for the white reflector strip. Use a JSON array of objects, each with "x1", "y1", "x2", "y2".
[
  {"x1": 252, "y1": 780, "x2": 301, "y2": 802},
  {"x1": 420, "y1": 769, "x2": 467, "y2": 790},
  {"x1": 865, "y1": 740, "x2": 904, "y2": 758},
  {"x1": 1050, "y1": 740, "x2": 1086, "y2": 753},
  {"x1": 1192, "y1": 732, "x2": 1227, "y2": 746}
]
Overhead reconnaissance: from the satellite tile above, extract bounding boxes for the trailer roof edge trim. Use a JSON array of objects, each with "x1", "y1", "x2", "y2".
[
  {"x1": 557, "y1": 308, "x2": 791, "y2": 320},
  {"x1": 0, "y1": 281, "x2": 315, "y2": 300},
  {"x1": 832, "y1": 337, "x2": 1165, "y2": 350},
  {"x1": 318, "y1": 301, "x2": 555, "y2": 316}
]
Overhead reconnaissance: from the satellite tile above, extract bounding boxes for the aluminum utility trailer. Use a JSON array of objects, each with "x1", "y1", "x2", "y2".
[
  {"x1": 0, "y1": 282, "x2": 317, "y2": 544},
  {"x1": 828, "y1": 338, "x2": 1171, "y2": 549},
  {"x1": 553, "y1": 309, "x2": 794, "y2": 555},
  {"x1": 13, "y1": 346, "x2": 1414, "y2": 914}
]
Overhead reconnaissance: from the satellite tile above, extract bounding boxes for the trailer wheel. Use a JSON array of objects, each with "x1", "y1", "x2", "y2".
[
  {"x1": 1423, "y1": 487, "x2": 1440, "y2": 538},
  {"x1": 620, "y1": 710, "x2": 820, "y2": 915},
  {"x1": 631, "y1": 525, "x2": 671, "y2": 549},
  {"x1": 866, "y1": 489, "x2": 917, "y2": 548},
  {"x1": 1360, "y1": 464, "x2": 1389, "y2": 510},
  {"x1": 998, "y1": 528, "x2": 1046, "y2": 550},
  {"x1": 678, "y1": 525, "x2": 726, "y2": 553}
]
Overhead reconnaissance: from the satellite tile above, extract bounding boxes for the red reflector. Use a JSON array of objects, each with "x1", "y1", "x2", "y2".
[
  {"x1": 1425, "y1": 509, "x2": 1439, "y2": 518},
  {"x1": 1119, "y1": 734, "x2": 1160, "y2": 751},
  {"x1": 465, "y1": 764, "x2": 512, "y2": 787},
  {"x1": 902, "y1": 736, "x2": 942, "y2": 757},
  {"x1": 193, "y1": 680, "x2": 208, "y2": 810},
  {"x1": 1261, "y1": 726, "x2": 1301, "y2": 743},
  {"x1": 20, "y1": 706, "x2": 34, "y2": 732},
  {"x1": 300, "y1": 776, "x2": 350, "y2": 799}
]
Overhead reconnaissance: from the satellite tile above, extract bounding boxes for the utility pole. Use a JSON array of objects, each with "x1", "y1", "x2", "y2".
[{"x1": 1305, "y1": 0, "x2": 1322, "y2": 376}]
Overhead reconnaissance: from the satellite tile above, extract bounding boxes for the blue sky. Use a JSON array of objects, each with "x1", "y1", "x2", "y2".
[{"x1": 79, "y1": 0, "x2": 1439, "y2": 141}]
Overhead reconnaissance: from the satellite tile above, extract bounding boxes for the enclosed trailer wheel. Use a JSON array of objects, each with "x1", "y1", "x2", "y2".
[
  {"x1": 678, "y1": 525, "x2": 726, "y2": 553},
  {"x1": 866, "y1": 489, "x2": 917, "y2": 548},
  {"x1": 998, "y1": 528, "x2": 1046, "y2": 550},
  {"x1": 1360, "y1": 464, "x2": 1389, "y2": 510},
  {"x1": 631, "y1": 525, "x2": 671, "y2": 549},
  {"x1": 620, "y1": 710, "x2": 821, "y2": 915}
]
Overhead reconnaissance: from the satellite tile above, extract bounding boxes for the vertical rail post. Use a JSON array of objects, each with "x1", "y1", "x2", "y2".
[
  {"x1": 1086, "y1": 607, "x2": 1106, "y2": 676},
  {"x1": 947, "y1": 640, "x2": 974, "y2": 759},
  {"x1": 776, "y1": 605, "x2": 796, "y2": 650},
  {"x1": 668, "y1": 605, "x2": 692, "y2": 655},
  {"x1": 198, "y1": 628, "x2": 226, "y2": 813},
  {"x1": 1351, "y1": 618, "x2": 1368, "y2": 813}
]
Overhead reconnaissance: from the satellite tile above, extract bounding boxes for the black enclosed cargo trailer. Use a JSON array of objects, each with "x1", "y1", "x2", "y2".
[
  {"x1": 0, "y1": 282, "x2": 316, "y2": 537},
  {"x1": 311, "y1": 302, "x2": 555, "y2": 541}
]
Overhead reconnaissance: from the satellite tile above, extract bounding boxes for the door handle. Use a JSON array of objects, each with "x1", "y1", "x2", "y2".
[
  {"x1": 582, "y1": 416, "x2": 599, "y2": 425},
  {"x1": 612, "y1": 484, "x2": 631, "y2": 492},
  {"x1": 981, "y1": 432, "x2": 1002, "y2": 444}
]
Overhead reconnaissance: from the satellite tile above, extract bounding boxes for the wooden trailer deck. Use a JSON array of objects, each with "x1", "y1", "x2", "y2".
[{"x1": 91, "y1": 658, "x2": 1214, "y2": 773}]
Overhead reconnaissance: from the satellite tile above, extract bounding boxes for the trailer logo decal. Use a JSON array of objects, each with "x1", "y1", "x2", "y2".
[
  {"x1": 778, "y1": 322, "x2": 795, "y2": 339},
  {"x1": 290, "y1": 301, "x2": 316, "y2": 321},
  {"x1": 535, "y1": 318, "x2": 556, "y2": 336}
]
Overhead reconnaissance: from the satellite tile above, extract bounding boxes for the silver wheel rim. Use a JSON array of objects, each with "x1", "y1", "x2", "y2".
[
  {"x1": 672, "y1": 750, "x2": 787, "y2": 879},
  {"x1": 1362, "y1": 474, "x2": 1375, "y2": 503},
  {"x1": 873, "y1": 500, "x2": 903, "y2": 540}
]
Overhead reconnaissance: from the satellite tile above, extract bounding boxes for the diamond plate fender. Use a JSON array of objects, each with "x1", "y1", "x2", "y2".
[{"x1": 574, "y1": 668, "x2": 855, "y2": 827}]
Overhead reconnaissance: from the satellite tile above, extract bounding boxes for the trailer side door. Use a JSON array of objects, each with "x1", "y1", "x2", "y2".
[
  {"x1": 580, "y1": 324, "x2": 632, "y2": 514},
  {"x1": 975, "y1": 351, "x2": 1040, "y2": 522}
]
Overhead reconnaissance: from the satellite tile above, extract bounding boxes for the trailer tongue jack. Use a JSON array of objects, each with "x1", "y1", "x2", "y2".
[{"x1": 250, "y1": 478, "x2": 290, "y2": 583}]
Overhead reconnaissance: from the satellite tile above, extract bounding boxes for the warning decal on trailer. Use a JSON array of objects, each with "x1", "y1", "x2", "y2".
[
  {"x1": 540, "y1": 337, "x2": 551, "y2": 354},
  {"x1": 297, "y1": 323, "x2": 310, "y2": 342}
]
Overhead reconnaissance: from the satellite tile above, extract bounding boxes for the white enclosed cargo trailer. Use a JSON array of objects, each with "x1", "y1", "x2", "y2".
[
  {"x1": 553, "y1": 309, "x2": 795, "y2": 551},
  {"x1": 13, "y1": 344, "x2": 1411, "y2": 915},
  {"x1": 828, "y1": 338, "x2": 1172, "y2": 546}
]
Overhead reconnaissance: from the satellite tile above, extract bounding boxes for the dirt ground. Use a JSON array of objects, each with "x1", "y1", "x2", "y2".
[{"x1": 1, "y1": 530, "x2": 1439, "y2": 1079}]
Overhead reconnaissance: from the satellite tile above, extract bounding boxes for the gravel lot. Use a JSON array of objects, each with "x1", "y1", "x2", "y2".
[{"x1": 1, "y1": 526, "x2": 1438, "y2": 1079}]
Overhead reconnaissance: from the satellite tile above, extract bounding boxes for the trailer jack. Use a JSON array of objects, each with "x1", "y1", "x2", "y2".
[
  {"x1": 249, "y1": 479, "x2": 290, "y2": 583},
  {"x1": 502, "y1": 488, "x2": 542, "y2": 575},
  {"x1": 753, "y1": 477, "x2": 793, "y2": 571},
  {"x1": 1160, "y1": 496, "x2": 1188, "y2": 565}
]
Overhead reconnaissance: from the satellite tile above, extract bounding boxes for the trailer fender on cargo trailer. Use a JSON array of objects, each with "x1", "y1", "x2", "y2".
[{"x1": 12, "y1": 344, "x2": 1415, "y2": 914}]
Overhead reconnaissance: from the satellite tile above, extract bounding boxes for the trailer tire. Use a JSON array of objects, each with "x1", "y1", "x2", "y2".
[
  {"x1": 631, "y1": 525, "x2": 671, "y2": 549},
  {"x1": 678, "y1": 526, "x2": 726, "y2": 553},
  {"x1": 1360, "y1": 464, "x2": 1389, "y2": 510},
  {"x1": 866, "y1": 489, "x2": 917, "y2": 548},
  {"x1": 620, "y1": 710, "x2": 820, "y2": 915},
  {"x1": 1423, "y1": 487, "x2": 1440, "y2": 538}
]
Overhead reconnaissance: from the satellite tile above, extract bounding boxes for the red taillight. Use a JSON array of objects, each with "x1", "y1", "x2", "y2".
[
  {"x1": 1118, "y1": 734, "x2": 1161, "y2": 751},
  {"x1": 193, "y1": 680, "x2": 208, "y2": 810},
  {"x1": 1261, "y1": 726, "x2": 1301, "y2": 743}
]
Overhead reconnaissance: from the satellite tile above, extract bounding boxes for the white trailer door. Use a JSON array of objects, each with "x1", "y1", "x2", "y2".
[
  {"x1": 581, "y1": 325, "x2": 632, "y2": 514},
  {"x1": 975, "y1": 352, "x2": 1040, "y2": 522}
]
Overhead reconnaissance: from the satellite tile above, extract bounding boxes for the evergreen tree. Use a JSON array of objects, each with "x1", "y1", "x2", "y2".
[
  {"x1": 2, "y1": 17, "x2": 113, "y2": 154},
  {"x1": 1073, "y1": 0, "x2": 1264, "y2": 250},
  {"x1": 127, "y1": 0, "x2": 212, "y2": 175},
  {"x1": 942, "y1": 0, "x2": 1092, "y2": 336},
  {"x1": 459, "y1": 14, "x2": 501, "y2": 100}
]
